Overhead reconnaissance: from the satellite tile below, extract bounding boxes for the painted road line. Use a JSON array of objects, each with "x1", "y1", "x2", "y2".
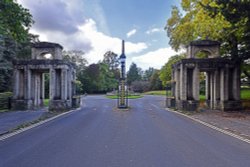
[
  {"x1": 0, "y1": 108, "x2": 80, "y2": 141},
  {"x1": 166, "y1": 108, "x2": 250, "y2": 144}
]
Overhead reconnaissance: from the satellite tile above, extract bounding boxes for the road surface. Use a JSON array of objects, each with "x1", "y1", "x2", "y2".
[{"x1": 0, "y1": 95, "x2": 250, "y2": 167}]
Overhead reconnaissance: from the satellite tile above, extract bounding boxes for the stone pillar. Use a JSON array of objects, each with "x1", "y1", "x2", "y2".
[
  {"x1": 192, "y1": 66, "x2": 200, "y2": 100},
  {"x1": 50, "y1": 68, "x2": 56, "y2": 100},
  {"x1": 205, "y1": 72, "x2": 210, "y2": 100},
  {"x1": 33, "y1": 73, "x2": 41, "y2": 107},
  {"x1": 41, "y1": 73, "x2": 45, "y2": 100},
  {"x1": 232, "y1": 67, "x2": 241, "y2": 100},
  {"x1": 55, "y1": 69, "x2": 61, "y2": 99},
  {"x1": 61, "y1": 68, "x2": 68, "y2": 100},
  {"x1": 67, "y1": 69, "x2": 71, "y2": 100},
  {"x1": 180, "y1": 64, "x2": 187, "y2": 100},
  {"x1": 24, "y1": 67, "x2": 32, "y2": 100},
  {"x1": 220, "y1": 68, "x2": 229, "y2": 101},
  {"x1": 210, "y1": 72, "x2": 215, "y2": 109},
  {"x1": 215, "y1": 70, "x2": 220, "y2": 109},
  {"x1": 187, "y1": 68, "x2": 193, "y2": 100},
  {"x1": 171, "y1": 69, "x2": 175, "y2": 97},
  {"x1": 215, "y1": 70, "x2": 220, "y2": 100},
  {"x1": 18, "y1": 69, "x2": 25, "y2": 99},
  {"x1": 13, "y1": 69, "x2": 20, "y2": 99},
  {"x1": 175, "y1": 68, "x2": 180, "y2": 100}
]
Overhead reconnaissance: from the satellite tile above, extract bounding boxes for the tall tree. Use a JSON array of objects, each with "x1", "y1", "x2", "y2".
[
  {"x1": 102, "y1": 51, "x2": 120, "y2": 80},
  {"x1": 102, "y1": 51, "x2": 119, "y2": 71},
  {"x1": 127, "y1": 63, "x2": 141, "y2": 86},
  {"x1": 0, "y1": 0, "x2": 33, "y2": 92}
]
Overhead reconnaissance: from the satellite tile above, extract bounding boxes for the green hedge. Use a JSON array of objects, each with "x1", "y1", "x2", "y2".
[{"x1": 0, "y1": 92, "x2": 13, "y2": 110}]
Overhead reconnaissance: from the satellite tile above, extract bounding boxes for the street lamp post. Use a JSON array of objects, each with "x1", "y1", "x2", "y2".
[{"x1": 118, "y1": 40, "x2": 128, "y2": 109}]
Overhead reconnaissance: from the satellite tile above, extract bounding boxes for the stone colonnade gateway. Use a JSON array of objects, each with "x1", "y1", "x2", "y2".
[
  {"x1": 12, "y1": 42, "x2": 77, "y2": 111},
  {"x1": 168, "y1": 40, "x2": 242, "y2": 111}
]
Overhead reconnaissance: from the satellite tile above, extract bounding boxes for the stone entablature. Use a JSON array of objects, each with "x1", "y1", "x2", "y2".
[
  {"x1": 12, "y1": 42, "x2": 77, "y2": 111},
  {"x1": 31, "y1": 42, "x2": 63, "y2": 60},
  {"x1": 187, "y1": 40, "x2": 220, "y2": 58},
  {"x1": 169, "y1": 40, "x2": 242, "y2": 111}
]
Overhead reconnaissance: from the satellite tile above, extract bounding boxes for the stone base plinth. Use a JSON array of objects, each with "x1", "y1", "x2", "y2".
[
  {"x1": 220, "y1": 100, "x2": 242, "y2": 111},
  {"x1": 12, "y1": 99, "x2": 35, "y2": 110},
  {"x1": 49, "y1": 100, "x2": 71, "y2": 111},
  {"x1": 166, "y1": 97, "x2": 176, "y2": 108},
  {"x1": 72, "y1": 96, "x2": 81, "y2": 108},
  {"x1": 176, "y1": 100, "x2": 199, "y2": 111}
]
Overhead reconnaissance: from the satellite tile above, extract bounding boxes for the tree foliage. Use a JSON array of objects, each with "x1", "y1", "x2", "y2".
[
  {"x1": 0, "y1": 0, "x2": 33, "y2": 42},
  {"x1": 127, "y1": 63, "x2": 141, "y2": 86},
  {"x1": 159, "y1": 54, "x2": 185, "y2": 87},
  {"x1": 165, "y1": 0, "x2": 230, "y2": 51},
  {"x1": 0, "y1": 0, "x2": 34, "y2": 92}
]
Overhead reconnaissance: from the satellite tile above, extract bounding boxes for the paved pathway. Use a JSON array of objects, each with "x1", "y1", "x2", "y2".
[
  {"x1": 0, "y1": 95, "x2": 250, "y2": 167},
  {"x1": 0, "y1": 108, "x2": 47, "y2": 135}
]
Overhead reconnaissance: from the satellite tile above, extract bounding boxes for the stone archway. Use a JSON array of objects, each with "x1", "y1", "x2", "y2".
[
  {"x1": 167, "y1": 40, "x2": 242, "y2": 111},
  {"x1": 12, "y1": 42, "x2": 77, "y2": 111}
]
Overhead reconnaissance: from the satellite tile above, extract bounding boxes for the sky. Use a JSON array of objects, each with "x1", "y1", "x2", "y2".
[{"x1": 18, "y1": 0, "x2": 183, "y2": 70}]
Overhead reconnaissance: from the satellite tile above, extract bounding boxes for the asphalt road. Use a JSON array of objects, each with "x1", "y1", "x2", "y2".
[{"x1": 0, "y1": 95, "x2": 250, "y2": 167}]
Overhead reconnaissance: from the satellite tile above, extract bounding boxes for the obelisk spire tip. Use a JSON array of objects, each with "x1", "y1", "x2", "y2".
[{"x1": 122, "y1": 40, "x2": 125, "y2": 54}]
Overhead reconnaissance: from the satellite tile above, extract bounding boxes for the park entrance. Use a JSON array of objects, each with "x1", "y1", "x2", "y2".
[
  {"x1": 167, "y1": 40, "x2": 242, "y2": 111},
  {"x1": 12, "y1": 42, "x2": 77, "y2": 111}
]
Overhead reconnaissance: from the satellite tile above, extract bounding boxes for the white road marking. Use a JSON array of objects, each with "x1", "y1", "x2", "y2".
[{"x1": 166, "y1": 108, "x2": 250, "y2": 144}]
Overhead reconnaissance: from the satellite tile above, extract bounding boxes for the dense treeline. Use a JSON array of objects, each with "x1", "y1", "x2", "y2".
[{"x1": 63, "y1": 51, "x2": 163, "y2": 94}]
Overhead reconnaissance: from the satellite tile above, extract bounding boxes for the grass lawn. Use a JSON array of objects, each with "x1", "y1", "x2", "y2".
[
  {"x1": 144, "y1": 89, "x2": 250, "y2": 100},
  {"x1": 106, "y1": 95, "x2": 143, "y2": 99},
  {"x1": 143, "y1": 90, "x2": 166, "y2": 96},
  {"x1": 241, "y1": 89, "x2": 250, "y2": 100},
  {"x1": 44, "y1": 99, "x2": 49, "y2": 107}
]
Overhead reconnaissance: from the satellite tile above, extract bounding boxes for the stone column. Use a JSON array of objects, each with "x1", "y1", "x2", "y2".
[
  {"x1": 175, "y1": 68, "x2": 180, "y2": 100},
  {"x1": 180, "y1": 64, "x2": 187, "y2": 100},
  {"x1": 24, "y1": 67, "x2": 32, "y2": 100},
  {"x1": 13, "y1": 69, "x2": 20, "y2": 99},
  {"x1": 55, "y1": 69, "x2": 61, "y2": 99},
  {"x1": 220, "y1": 68, "x2": 229, "y2": 101},
  {"x1": 18, "y1": 69, "x2": 25, "y2": 99},
  {"x1": 67, "y1": 69, "x2": 71, "y2": 100},
  {"x1": 41, "y1": 73, "x2": 45, "y2": 100},
  {"x1": 34, "y1": 73, "x2": 41, "y2": 106},
  {"x1": 171, "y1": 69, "x2": 175, "y2": 97},
  {"x1": 61, "y1": 68, "x2": 68, "y2": 100},
  {"x1": 210, "y1": 72, "x2": 215, "y2": 109},
  {"x1": 192, "y1": 66, "x2": 200, "y2": 100},
  {"x1": 205, "y1": 72, "x2": 210, "y2": 100},
  {"x1": 215, "y1": 70, "x2": 220, "y2": 100},
  {"x1": 232, "y1": 66, "x2": 241, "y2": 100},
  {"x1": 50, "y1": 68, "x2": 56, "y2": 100}
]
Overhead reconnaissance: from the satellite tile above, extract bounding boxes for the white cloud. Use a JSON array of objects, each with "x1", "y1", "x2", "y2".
[
  {"x1": 126, "y1": 29, "x2": 137, "y2": 38},
  {"x1": 17, "y1": 0, "x2": 147, "y2": 64},
  {"x1": 146, "y1": 28, "x2": 162, "y2": 34},
  {"x1": 77, "y1": 19, "x2": 147, "y2": 63},
  {"x1": 132, "y1": 47, "x2": 184, "y2": 70}
]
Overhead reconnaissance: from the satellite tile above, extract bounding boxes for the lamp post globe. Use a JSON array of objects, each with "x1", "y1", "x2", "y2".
[{"x1": 119, "y1": 54, "x2": 126, "y2": 79}]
